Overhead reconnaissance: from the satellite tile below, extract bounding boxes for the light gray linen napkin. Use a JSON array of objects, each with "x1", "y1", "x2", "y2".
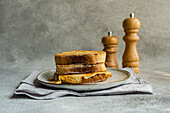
[{"x1": 14, "y1": 68, "x2": 153, "y2": 100}]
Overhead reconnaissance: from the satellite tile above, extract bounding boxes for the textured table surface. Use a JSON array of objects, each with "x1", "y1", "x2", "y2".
[
  {"x1": 0, "y1": 67, "x2": 170, "y2": 113},
  {"x1": 1, "y1": 0, "x2": 170, "y2": 112}
]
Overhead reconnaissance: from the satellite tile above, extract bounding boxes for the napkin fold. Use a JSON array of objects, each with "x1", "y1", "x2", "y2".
[{"x1": 14, "y1": 68, "x2": 153, "y2": 100}]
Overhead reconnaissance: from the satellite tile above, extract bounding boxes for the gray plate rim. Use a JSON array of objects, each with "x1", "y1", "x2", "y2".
[{"x1": 36, "y1": 68, "x2": 131, "y2": 91}]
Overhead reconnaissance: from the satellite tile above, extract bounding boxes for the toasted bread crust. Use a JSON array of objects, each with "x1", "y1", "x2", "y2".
[
  {"x1": 55, "y1": 50, "x2": 106, "y2": 65},
  {"x1": 56, "y1": 63, "x2": 106, "y2": 74},
  {"x1": 50, "y1": 50, "x2": 111, "y2": 85}
]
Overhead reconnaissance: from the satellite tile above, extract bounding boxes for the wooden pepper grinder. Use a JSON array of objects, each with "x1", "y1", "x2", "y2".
[
  {"x1": 102, "y1": 31, "x2": 119, "y2": 68},
  {"x1": 122, "y1": 13, "x2": 141, "y2": 73}
]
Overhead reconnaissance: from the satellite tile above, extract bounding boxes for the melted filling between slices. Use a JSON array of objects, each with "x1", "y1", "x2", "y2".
[{"x1": 48, "y1": 71, "x2": 112, "y2": 84}]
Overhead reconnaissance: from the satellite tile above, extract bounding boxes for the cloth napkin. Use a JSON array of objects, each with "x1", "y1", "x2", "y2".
[{"x1": 14, "y1": 68, "x2": 153, "y2": 100}]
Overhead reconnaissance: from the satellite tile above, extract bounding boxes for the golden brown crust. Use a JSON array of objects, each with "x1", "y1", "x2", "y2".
[
  {"x1": 55, "y1": 50, "x2": 106, "y2": 65},
  {"x1": 50, "y1": 50, "x2": 111, "y2": 85},
  {"x1": 56, "y1": 63, "x2": 106, "y2": 74}
]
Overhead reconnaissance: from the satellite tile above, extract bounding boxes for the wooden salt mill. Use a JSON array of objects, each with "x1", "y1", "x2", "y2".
[
  {"x1": 122, "y1": 13, "x2": 141, "y2": 73},
  {"x1": 102, "y1": 31, "x2": 119, "y2": 68}
]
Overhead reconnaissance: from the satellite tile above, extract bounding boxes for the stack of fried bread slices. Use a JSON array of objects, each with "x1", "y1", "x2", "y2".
[{"x1": 49, "y1": 50, "x2": 112, "y2": 84}]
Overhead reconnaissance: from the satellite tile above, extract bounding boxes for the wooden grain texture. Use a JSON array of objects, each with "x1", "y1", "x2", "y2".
[
  {"x1": 102, "y1": 35, "x2": 119, "y2": 68},
  {"x1": 122, "y1": 17, "x2": 141, "y2": 73}
]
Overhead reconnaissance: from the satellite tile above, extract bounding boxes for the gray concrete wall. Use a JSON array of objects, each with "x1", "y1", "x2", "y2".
[{"x1": 0, "y1": 0, "x2": 170, "y2": 70}]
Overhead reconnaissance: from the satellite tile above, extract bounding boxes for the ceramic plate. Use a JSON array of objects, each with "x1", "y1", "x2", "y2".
[{"x1": 37, "y1": 68, "x2": 130, "y2": 91}]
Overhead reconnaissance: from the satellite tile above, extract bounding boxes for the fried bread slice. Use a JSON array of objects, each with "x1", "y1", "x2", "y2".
[
  {"x1": 55, "y1": 50, "x2": 106, "y2": 65},
  {"x1": 56, "y1": 63, "x2": 106, "y2": 74}
]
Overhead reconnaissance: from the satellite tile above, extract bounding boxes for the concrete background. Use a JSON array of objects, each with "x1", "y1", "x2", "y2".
[
  {"x1": 0, "y1": 0, "x2": 170, "y2": 113},
  {"x1": 1, "y1": 0, "x2": 170, "y2": 70}
]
